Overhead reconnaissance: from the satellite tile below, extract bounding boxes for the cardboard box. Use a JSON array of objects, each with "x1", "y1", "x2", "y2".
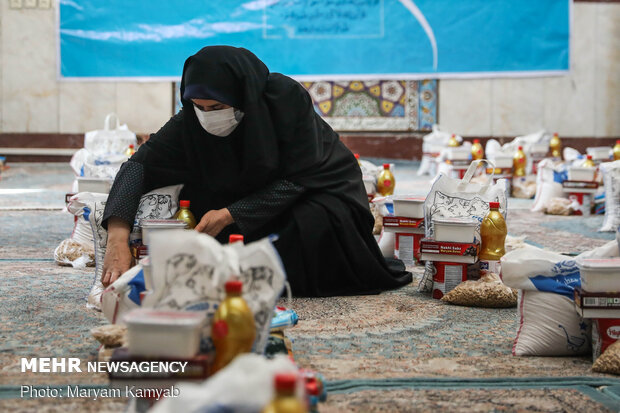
[
  {"x1": 420, "y1": 239, "x2": 480, "y2": 264},
  {"x1": 382, "y1": 216, "x2": 425, "y2": 233},
  {"x1": 432, "y1": 262, "x2": 468, "y2": 299},
  {"x1": 592, "y1": 318, "x2": 620, "y2": 361}
]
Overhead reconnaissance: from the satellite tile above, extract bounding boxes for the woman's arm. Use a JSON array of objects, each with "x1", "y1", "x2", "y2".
[
  {"x1": 226, "y1": 179, "x2": 306, "y2": 235},
  {"x1": 101, "y1": 217, "x2": 132, "y2": 287}
]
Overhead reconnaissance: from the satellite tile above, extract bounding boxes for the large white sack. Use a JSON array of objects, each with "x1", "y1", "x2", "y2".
[
  {"x1": 599, "y1": 161, "x2": 620, "y2": 232},
  {"x1": 513, "y1": 290, "x2": 591, "y2": 356}
]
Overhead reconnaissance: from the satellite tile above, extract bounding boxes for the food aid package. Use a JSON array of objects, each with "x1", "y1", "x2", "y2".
[
  {"x1": 417, "y1": 125, "x2": 461, "y2": 176},
  {"x1": 441, "y1": 272, "x2": 517, "y2": 308},
  {"x1": 70, "y1": 113, "x2": 137, "y2": 180},
  {"x1": 140, "y1": 230, "x2": 286, "y2": 355},
  {"x1": 84, "y1": 113, "x2": 136, "y2": 158},
  {"x1": 531, "y1": 159, "x2": 567, "y2": 212},
  {"x1": 418, "y1": 159, "x2": 508, "y2": 292},
  {"x1": 592, "y1": 318, "x2": 620, "y2": 363},
  {"x1": 599, "y1": 161, "x2": 620, "y2": 232},
  {"x1": 502, "y1": 245, "x2": 591, "y2": 356},
  {"x1": 70, "y1": 185, "x2": 182, "y2": 311},
  {"x1": 150, "y1": 354, "x2": 297, "y2": 413}
]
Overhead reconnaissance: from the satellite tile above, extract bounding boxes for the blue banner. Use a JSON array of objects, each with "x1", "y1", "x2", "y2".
[{"x1": 59, "y1": 0, "x2": 570, "y2": 79}]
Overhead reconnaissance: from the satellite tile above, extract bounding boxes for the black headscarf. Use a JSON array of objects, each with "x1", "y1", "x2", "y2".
[{"x1": 133, "y1": 46, "x2": 368, "y2": 213}]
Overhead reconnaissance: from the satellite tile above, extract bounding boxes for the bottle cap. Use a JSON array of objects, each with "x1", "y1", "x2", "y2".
[
  {"x1": 553, "y1": 133, "x2": 558, "y2": 136},
  {"x1": 617, "y1": 140, "x2": 620, "y2": 144},
  {"x1": 451, "y1": 134, "x2": 456, "y2": 138},
  {"x1": 354, "y1": 153, "x2": 360, "y2": 159},
  {"x1": 489, "y1": 202, "x2": 500, "y2": 209},
  {"x1": 129, "y1": 144, "x2": 134, "y2": 148},
  {"x1": 225, "y1": 280, "x2": 243, "y2": 293},
  {"x1": 518, "y1": 146, "x2": 523, "y2": 151},
  {"x1": 179, "y1": 200, "x2": 190, "y2": 208},
  {"x1": 473, "y1": 139, "x2": 480, "y2": 144},
  {"x1": 229, "y1": 234, "x2": 244, "y2": 244},
  {"x1": 587, "y1": 155, "x2": 593, "y2": 160},
  {"x1": 383, "y1": 163, "x2": 390, "y2": 169},
  {"x1": 274, "y1": 373, "x2": 297, "y2": 392}
]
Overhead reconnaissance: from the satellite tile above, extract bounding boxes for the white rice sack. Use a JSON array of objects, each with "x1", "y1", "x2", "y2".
[
  {"x1": 513, "y1": 290, "x2": 591, "y2": 356},
  {"x1": 600, "y1": 161, "x2": 620, "y2": 232}
]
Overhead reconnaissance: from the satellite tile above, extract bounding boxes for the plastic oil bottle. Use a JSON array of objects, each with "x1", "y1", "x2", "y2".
[
  {"x1": 448, "y1": 134, "x2": 459, "y2": 147},
  {"x1": 229, "y1": 234, "x2": 244, "y2": 244},
  {"x1": 125, "y1": 144, "x2": 136, "y2": 157},
  {"x1": 550, "y1": 133, "x2": 562, "y2": 158},
  {"x1": 479, "y1": 202, "x2": 507, "y2": 276},
  {"x1": 614, "y1": 140, "x2": 620, "y2": 161},
  {"x1": 471, "y1": 139, "x2": 484, "y2": 160},
  {"x1": 582, "y1": 154, "x2": 595, "y2": 168},
  {"x1": 376, "y1": 163, "x2": 395, "y2": 196},
  {"x1": 173, "y1": 200, "x2": 196, "y2": 229},
  {"x1": 513, "y1": 146, "x2": 527, "y2": 177},
  {"x1": 263, "y1": 373, "x2": 307, "y2": 413},
  {"x1": 211, "y1": 280, "x2": 255, "y2": 375}
]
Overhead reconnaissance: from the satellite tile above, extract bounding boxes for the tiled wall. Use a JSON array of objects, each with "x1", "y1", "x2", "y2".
[{"x1": 0, "y1": 1, "x2": 618, "y2": 137}]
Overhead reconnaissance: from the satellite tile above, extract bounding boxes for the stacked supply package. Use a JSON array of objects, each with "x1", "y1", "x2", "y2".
[
  {"x1": 383, "y1": 196, "x2": 426, "y2": 266},
  {"x1": 422, "y1": 217, "x2": 480, "y2": 299},
  {"x1": 564, "y1": 161, "x2": 598, "y2": 216},
  {"x1": 574, "y1": 258, "x2": 620, "y2": 360}
]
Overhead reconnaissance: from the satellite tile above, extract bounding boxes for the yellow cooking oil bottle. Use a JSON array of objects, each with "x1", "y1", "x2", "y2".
[
  {"x1": 550, "y1": 133, "x2": 562, "y2": 158},
  {"x1": 211, "y1": 280, "x2": 255, "y2": 375},
  {"x1": 471, "y1": 139, "x2": 484, "y2": 160},
  {"x1": 263, "y1": 372, "x2": 307, "y2": 413},
  {"x1": 173, "y1": 200, "x2": 196, "y2": 229},
  {"x1": 479, "y1": 202, "x2": 507, "y2": 276},
  {"x1": 376, "y1": 163, "x2": 395, "y2": 196},
  {"x1": 614, "y1": 140, "x2": 620, "y2": 161},
  {"x1": 513, "y1": 146, "x2": 527, "y2": 177},
  {"x1": 125, "y1": 144, "x2": 136, "y2": 157},
  {"x1": 582, "y1": 154, "x2": 595, "y2": 168}
]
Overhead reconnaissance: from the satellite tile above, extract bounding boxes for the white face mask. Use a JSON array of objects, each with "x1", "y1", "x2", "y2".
[{"x1": 193, "y1": 106, "x2": 244, "y2": 137}]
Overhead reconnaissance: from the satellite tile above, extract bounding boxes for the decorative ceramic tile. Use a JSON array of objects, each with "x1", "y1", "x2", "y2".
[{"x1": 174, "y1": 80, "x2": 437, "y2": 132}]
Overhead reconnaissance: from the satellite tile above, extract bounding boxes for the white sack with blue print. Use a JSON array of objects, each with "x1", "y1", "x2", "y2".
[{"x1": 501, "y1": 245, "x2": 590, "y2": 356}]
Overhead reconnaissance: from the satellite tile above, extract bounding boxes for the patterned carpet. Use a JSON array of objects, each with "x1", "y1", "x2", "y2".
[{"x1": 1, "y1": 163, "x2": 619, "y2": 412}]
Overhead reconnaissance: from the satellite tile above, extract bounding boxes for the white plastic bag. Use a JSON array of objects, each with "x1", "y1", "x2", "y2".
[
  {"x1": 600, "y1": 161, "x2": 620, "y2": 232},
  {"x1": 149, "y1": 354, "x2": 297, "y2": 413},
  {"x1": 142, "y1": 230, "x2": 286, "y2": 356},
  {"x1": 84, "y1": 113, "x2": 137, "y2": 157},
  {"x1": 101, "y1": 264, "x2": 143, "y2": 324}
]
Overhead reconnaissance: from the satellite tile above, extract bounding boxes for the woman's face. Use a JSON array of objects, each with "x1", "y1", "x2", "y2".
[{"x1": 191, "y1": 99, "x2": 231, "y2": 112}]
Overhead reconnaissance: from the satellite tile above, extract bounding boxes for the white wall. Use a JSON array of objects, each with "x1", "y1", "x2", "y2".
[
  {"x1": 0, "y1": 0, "x2": 172, "y2": 135},
  {"x1": 1, "y1": 1, "x2": 618, "y2": 137},
  {"x1": 439, "y1": 2, "x2": 620, "y2": 137}
]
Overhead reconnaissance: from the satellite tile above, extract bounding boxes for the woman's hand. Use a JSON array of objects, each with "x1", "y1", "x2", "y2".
[
  {"x1": 102, "y1": 218, "x2": 132, "y2": 288},
  {"x1": 195, "y1": 208, "x2": 234, "y2": 237}
]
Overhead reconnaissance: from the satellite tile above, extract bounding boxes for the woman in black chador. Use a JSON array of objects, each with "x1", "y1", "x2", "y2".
[{"x1": 101, "y1": 46, "x2": 411, "y2": 297}]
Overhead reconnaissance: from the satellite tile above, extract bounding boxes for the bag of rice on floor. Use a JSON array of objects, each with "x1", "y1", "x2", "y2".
[{"x1": 441, "y1": 272, "x2": 517, "y2": 308}]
